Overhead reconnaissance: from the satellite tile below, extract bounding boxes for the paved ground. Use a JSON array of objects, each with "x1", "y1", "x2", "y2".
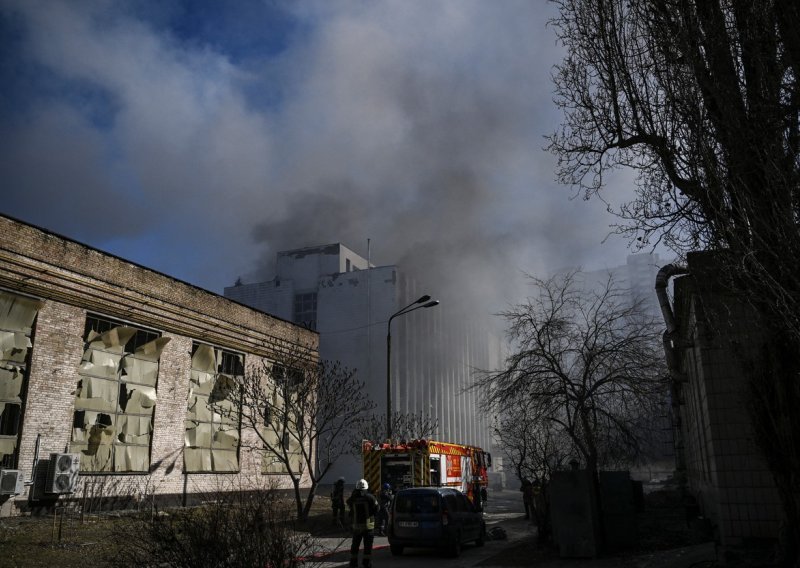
[{"x1": 304, "y1": 490, "x2": 718, "y2": 568}]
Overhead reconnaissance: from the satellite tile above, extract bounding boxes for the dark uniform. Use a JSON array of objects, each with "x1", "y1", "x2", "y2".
[
  {"x1": 472, "y1": 481, "x2": 485, "y2": 512},
  {"x1": 332, "y1": 478, "x2": 346, "y2": 525},
  {"x1": 521, "y1": 479, "x2": 534, "y2": 520},
  {"x1": 376, "y1": 483, "x2": 392, "y2": 535},
  {"x1": 347, "y1": 484, "x2": 379, "y2": 568}
]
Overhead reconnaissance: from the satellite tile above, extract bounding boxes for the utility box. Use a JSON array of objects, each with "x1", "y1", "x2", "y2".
[
  {"x1": 550, "y1": 469, "x2": 600, "y2": 557},
  {"x1": 45, "y1": 453, "x2": 80, "y2": 494},
  {"x1": 599, "y1": 471, "x2": 638, "y2": 551},
  {"x1": 0, "y1": 469, "x2": 25, "y2": 495}
]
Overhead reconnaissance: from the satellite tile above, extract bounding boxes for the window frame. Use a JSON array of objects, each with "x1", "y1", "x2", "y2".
[
  {"x1": 0, "y1": 290, "x2": 43, "y2": 468},
  {"x1": 261, "y1": 362, "x2": 304, "y2": 475},
  {"x1": 184, "y1": 342, "x2": 244, "y2": 473},
  {"x1": 293, "y1": 292, "x2": 318, "y2": 331},
  {"x1": 69, "y1": 314, "x2": 166, "y2": 474}
]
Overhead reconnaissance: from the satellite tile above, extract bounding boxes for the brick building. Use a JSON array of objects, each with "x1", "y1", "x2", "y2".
[
  {"x1": 662, "y1": 252, "x2": 783, "y2": 546},
  {"x1": 0, "y1": 214, "x2": 317, "y2": 516}
]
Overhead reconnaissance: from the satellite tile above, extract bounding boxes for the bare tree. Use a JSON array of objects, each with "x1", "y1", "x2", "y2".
[
  {"x1": 492, "y1": 397, "x2": 571, "y2": 487},
  {"x1": 549, "y1": 0, "x2": 800, "y2": 554},
  {"x1": 229, "y1": 350, "x2": 374, "y2": 521},
  {"x1": 359, "y1": 411, "x2": 440, "y2": 446},
  {"x1": 492, "y1": 396, "x2": 570, "y2": 545},
  {"x1": 475, "y1": 271, "x2": 667, "y2": 531},
  {"x1": 482, "y1": 271, "x2": 667, "y2": 472}
]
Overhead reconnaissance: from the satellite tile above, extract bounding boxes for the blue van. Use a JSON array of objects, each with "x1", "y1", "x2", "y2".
[{"x1": 388, "y1": 486, "x2": 486, "y2": 557}]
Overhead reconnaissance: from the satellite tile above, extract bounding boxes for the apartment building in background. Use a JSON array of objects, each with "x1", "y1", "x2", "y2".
[
  {"x1": 580, "y1": 252, "x2": 663, "y2": 318},
  {"x1": 225, "y1": 243, "x2": 501, "y2": 483},
  {"x1": 577, "y1": 253, "x2": 675, "y2": 467}
]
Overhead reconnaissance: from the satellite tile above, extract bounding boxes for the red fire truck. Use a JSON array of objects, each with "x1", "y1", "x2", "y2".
[{"x1": 362, "y1": 439, "x2": 491, "y2": 503}]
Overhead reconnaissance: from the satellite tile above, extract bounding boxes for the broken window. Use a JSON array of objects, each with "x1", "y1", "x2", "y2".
[
  {"x1": 184, "y1": 343, "x2": 243, "y2": 473},
  {"x1": 69, "y1": 315, "x2": 169, "y2": 473},
  {"x1": 261, "y1": 362, "x2": 304, "y2": 475},
  {"x1": 272, "y1": 364, "x2": 303, "y2": 391},
  {"x1": 262, "y1": 427, "x2": 303, "y2": 475},
  {"x1": 0, "y1": 291, "x2": 43, "y2": 468}
]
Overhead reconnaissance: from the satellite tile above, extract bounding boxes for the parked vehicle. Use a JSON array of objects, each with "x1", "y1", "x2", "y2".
[
  {"x1": 388, "y1": 486, "x2": 486, "y2": 557},
  {"x1": 362, "y1": 438, "x2": 491, "y2": 504}
]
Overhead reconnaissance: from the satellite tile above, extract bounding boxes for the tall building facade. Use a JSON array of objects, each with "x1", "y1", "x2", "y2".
[
  {"x1": 576, "y1": 253, "x2": 674, "y2": 465},
  {"x1": 225, "y1": 244, "x2": 499, "y2": 481},
  {"x1": 580, "y1": 252, "x2": 663, "y2": 317}
]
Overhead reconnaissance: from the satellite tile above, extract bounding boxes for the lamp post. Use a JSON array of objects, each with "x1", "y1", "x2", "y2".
[{"x1": 387, "y1": 294, "x2": 440, "y2": 440}]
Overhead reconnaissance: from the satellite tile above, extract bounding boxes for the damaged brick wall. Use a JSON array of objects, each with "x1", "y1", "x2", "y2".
[{"x1": 0, "y1": 215, "x2": 318, "y2": 515}]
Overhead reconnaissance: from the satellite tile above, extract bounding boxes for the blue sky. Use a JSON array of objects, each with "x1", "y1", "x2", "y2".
[{"x1": 0, "y1": 0, "x2": 642, "y2": 317}]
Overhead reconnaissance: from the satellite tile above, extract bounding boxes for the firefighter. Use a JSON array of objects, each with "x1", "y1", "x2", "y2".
[
  {"x1": 376, "y1": 482, "x2": 393, "y2": 535},
  {"x1": 347, "y1": 478, "x2": 379, "y2": 568},
  {"x1": 472, "y1": 480, "x2": 485, "y2": 512},
  {"x1": 521, "y1": 478, "x2": 534, "y2": 520},
  {"x1": 331, "y1": 477, "x2": 346, "y2": 525}
]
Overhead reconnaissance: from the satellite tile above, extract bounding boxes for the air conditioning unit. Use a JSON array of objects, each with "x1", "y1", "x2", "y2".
[
  {"x1": 0, "y1": 469, "x2": 24, "y2": 495},
  {"x1": 45, "y1": 453, "x2": 80, "y2": 494}
]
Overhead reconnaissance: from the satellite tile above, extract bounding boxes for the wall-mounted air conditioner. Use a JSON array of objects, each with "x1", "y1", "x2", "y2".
[
  {"x1": 0, "y1": 469, "x2": 25, "y2": 495},
  {"x1": 45, "y1": 453, "x2": 80, "y2": 494}
]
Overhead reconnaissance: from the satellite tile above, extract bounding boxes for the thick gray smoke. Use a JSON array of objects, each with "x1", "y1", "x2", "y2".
[
  {"x1": 247, "y1": 2, "x2": 633, "y2": 317},
  {"x1": 0, "y1": 1, "x2": 635, "y2": 317}
]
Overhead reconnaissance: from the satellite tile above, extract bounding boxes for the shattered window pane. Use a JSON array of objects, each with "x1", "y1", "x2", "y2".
[
  {"x1": 0, "y1": 403, "x2": 22, "y2": 435},
  {"x1": 184, "y1": 343, "x2": 243, "y2": 473},
  {"x1": 0, "y1": 291, "x2": 43, "y2": 468},
  {"x1": 69, "y1": 314, "x2": 169, "y2": 473},
  {"x1": 261, "y1": 362, "x2": 303, "y2": 475}
]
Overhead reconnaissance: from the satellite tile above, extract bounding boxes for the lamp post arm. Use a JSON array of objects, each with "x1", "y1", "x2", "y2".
[
  {"x1": 387, "y1": 326, "x2": 392, "y2": 440},
  {"x1": 390, "y1": 300, "x2": 440, "y2": 324},
  {"x1": 386, "y1": 296, "x2": 439, "y2": 441}
]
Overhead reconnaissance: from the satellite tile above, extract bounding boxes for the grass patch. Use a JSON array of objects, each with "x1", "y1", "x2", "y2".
[{"x1": 0, "y1": 491, "x2": 339, "y2": 567}]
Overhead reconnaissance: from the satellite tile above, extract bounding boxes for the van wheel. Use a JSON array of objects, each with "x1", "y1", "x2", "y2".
[
  {"x1": 390, "y1": 544, "x2": 404, "y2": 556},
  {"x1": 444, "y1": 535, "x2": 462, "y2": 558}
]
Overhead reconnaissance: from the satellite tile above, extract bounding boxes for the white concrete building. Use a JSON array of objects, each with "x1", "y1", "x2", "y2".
[
  {"x1": 224, "y1": 244, "x2": 499, "y2": 481},
  {"x1": 578, "y1": 252, "x2": 674, "y2": 466},
  {"x1": 580, "y1": 253, "x2": 663, "y2": 317}
]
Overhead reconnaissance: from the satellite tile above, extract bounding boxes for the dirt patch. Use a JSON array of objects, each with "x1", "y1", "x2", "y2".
[
  {"x1": 0, "y1": 495, "x2": 337, "y2": 567},
  {"x1": 0, "y1": 513, "x2": 120, "y2": 568}
]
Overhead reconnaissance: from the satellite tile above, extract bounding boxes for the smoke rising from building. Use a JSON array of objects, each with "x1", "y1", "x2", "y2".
[{"x1": 0, "y1": 1, "x2": 636, "y2": 321}]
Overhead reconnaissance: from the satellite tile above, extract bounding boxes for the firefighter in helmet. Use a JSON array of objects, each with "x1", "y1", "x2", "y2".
[{"x1": 347, "y1": 478, "x2": 379, "y2": 568}]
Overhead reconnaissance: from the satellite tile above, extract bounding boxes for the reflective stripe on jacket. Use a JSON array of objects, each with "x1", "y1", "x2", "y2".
[{"x1": 347, "y1": 490, "x2": 379, "y2": 531}]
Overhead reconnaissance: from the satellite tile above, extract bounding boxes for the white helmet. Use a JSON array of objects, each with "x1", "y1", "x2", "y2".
[{"x1": 356, "y1": 479, "x2": 368, "y2": 490}]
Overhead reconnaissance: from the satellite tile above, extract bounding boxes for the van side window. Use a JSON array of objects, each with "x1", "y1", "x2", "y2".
[{"x1": 444, "y1": 494, "x2": 460, "y2": 512}]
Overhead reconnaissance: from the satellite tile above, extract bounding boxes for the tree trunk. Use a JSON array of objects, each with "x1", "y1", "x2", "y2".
[
  {"x1": 302, "y1": 483, "x2": 318, "y2": 522},
  {"x1": 291, "y1": 477, "x2": 304, "y2": 521},
  {"x1": 581, "y1": 409, "x2": 606, "y2": 555}
]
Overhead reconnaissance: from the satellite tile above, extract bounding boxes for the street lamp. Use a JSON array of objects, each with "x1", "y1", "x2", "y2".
[{"x1": 387, "y1": 294, "x2": 440, "y2": 440}]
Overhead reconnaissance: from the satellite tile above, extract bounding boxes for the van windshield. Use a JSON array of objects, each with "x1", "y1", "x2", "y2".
[{"x1": 395, "y1": 494, "x2": 440, "y2": 514}]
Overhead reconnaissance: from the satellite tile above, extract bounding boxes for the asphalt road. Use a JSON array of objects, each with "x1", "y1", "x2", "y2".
[{"x1": 312, "y1": 489, "x2": 533, "y2": 568}]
